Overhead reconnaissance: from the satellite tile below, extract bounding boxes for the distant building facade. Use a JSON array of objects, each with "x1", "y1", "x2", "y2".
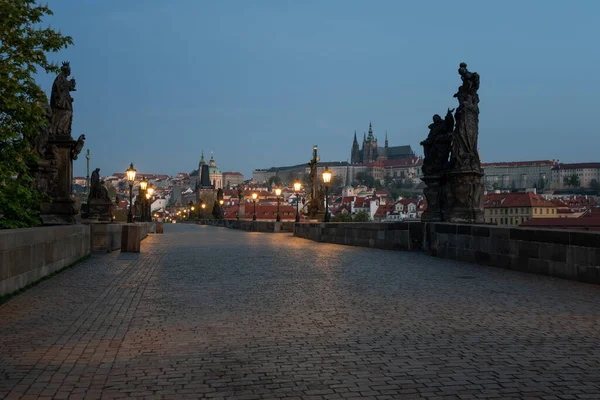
[
  {"x1": 551, "y1": 163, "x2": 600, "y2": 189},
  {"x1": 223, "y1": 172, "x2": 244, "y2": 188},
  {"x1": 482, "y1": 160, "x2": 557, "y2": 191},
  {"x1": 483, "y1": 192, "x2": 558, "y2": 226}
]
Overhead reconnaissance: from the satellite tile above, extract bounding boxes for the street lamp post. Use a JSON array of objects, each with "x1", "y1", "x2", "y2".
[
  {"x1": 275, "y1": 187, "x2": 282, "y2": 222},
  {"x1": 322, "y1": 167, "x2": 332, "y2": 222},
  {"x1": 126, "y1": 163, "x2": 136, "y2": 223},
  {"x1": 147, "y1": 184, "x2": 154, "y2": 222},
  {"x1": 139, "y1": 178, "x2": 148, "y2": 222},
  {"x1": 145, "y1": 192, "x2": 151, "y2": 221},
  {"x1": 293, "y1": 181, "x2": 301, "y2": 222},
  {"x1": 252, "y1": 192, "x2": 258, "y2": 221},
  {"x1": 201, "y1": 203, "x2": 206, "y2": 220}
]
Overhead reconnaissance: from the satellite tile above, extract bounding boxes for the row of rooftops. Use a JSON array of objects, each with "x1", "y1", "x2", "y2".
[
  {"x1": 484, "y1": 192, "x2": 597, "y2": 210},
  {"x1": 482, "y1": 160, "x2": 600, "y2": 170},
  {"x1": 254, "y1": 158, "x2": 423, "y2": 173}
]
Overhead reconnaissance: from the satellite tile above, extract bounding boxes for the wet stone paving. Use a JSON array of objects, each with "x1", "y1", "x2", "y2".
[{"x1": 1, "y1": 224, "x2": 600, "y2": 400}]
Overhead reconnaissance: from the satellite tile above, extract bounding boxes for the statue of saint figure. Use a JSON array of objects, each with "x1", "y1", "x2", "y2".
[
  {"x1": 89, "y1": 168, "x2": 101, "y2": 199},
  {"x1": 50, "y1": 61, "x2": 76, "y2": 136},
  {"x1": 89, "y1": 168, "x2": 110, "y2": 202},
  {"x1": 421, "y1": 108, "x2": 454, "y2": 176},
  {"x1": 450, "y1": 62, "x2": 481, "y2": 171}
]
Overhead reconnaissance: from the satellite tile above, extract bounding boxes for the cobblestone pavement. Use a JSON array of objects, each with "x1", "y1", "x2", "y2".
[{"x1": 1, "y1": 224, "x2": 600, "y2": 400}]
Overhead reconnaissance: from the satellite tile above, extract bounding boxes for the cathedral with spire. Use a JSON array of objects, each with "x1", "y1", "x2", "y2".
[
  {"x1": 194, "y1": 151, "x2": 223, "y2": 189},
  {"x1": 351, "y1": 122, "x2": 415, "y2": 164}
]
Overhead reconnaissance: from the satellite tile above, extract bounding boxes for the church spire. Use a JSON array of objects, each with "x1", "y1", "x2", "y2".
[
  {"x1": 367, "y1": 121, "x2": 374, "y2": 141},
  {"x1": 353, "y1": 130, "x2": 358, "y2": 144},
  {"x1": 385, "y1": 131, "x2": 388, "y2": 148},
  {"x1": 200, "y1": 150, "x2": 205, "y2": 164}
]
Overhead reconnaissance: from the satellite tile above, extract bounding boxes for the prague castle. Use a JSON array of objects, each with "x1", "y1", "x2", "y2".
[{"x1": 351, "y1": 122, "x2": 415, "y2": 164}]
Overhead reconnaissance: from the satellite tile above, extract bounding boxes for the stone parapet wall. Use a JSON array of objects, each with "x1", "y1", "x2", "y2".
[
  {"x1": 295, "y1": 222, "x2": 424, "y2": 250},
  {"x1": 427, "y1": 223, "x2": 600, "y2": 284},
  {"x1": 0, "y1": 225, "x2": 90, "y2": 297},
  {"x1": 88, "y1": 222, "x2": 154, "y2": 253},
  {"x1": 294, "y1": 222, "x2": 600, "y2": 285},
  {"x1": 198, "y1": 219, "x2": 293, "y2": 233}
]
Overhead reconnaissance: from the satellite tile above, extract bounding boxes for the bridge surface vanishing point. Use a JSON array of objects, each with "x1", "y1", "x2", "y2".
[{"x1": 1, "y1": 224, "x2": 599, "y2": 400}]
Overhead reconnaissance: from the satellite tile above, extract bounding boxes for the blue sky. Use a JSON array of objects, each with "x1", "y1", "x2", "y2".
[{"x1": 39, "y1": 0, "x2": 600, "y2": 178}]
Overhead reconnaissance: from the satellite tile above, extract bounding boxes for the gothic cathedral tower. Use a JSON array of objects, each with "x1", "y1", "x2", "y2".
[
  {"x1": 362, "y1": 122, "x2": 378, "y2": 163},
  {"x1": 351, "y1": 131, "x2": 360, "y2": 164}
]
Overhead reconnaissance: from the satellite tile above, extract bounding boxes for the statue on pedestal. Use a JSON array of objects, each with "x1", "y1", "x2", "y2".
[
  {"x1": 420, "y1": 62, "x2": 484, "y2": 223},
  {"x1": 307, "y1": 146, "x2": 324, "y2": 220},
  {"x1": 40, "y1": 61, "x2": 86, "y2": 225},
  {"x1": 87, "y1": 168, "x2": 113, "y2": 222}
]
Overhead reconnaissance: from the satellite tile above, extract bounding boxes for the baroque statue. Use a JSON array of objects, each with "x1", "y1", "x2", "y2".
[
  {"x1": 420, "y1": 62, "x2": 484, "y2": 223},
  {"x1": 87, "y1": 167, "x2": 112, "y2": 222},
  {"x1": 450, "y1": 62, "x2": 481, "y2": 172},
  {"x1": 421, "y1": 108, "x2": 454, "y2": 176},
  {"x1": 50, "y1": 61, "x2": 76, "y2": 136},
  {"x1": 38, "y1": 61, "x2": 86, "y2": 225}
]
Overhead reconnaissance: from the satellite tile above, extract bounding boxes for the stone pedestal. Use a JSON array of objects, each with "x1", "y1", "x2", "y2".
[
  {"x1": 156, "y1": 222, "x2": 164, "y2": 234},
  {"x1": 121, "y1": 225, "x2": 141, "y2": 253},
  {"x1": 89, "y1": 222, "x2": 122, "y2": 253},
  {"x1": 87, "y1": 199, "x2": 113, "y2": 222},
  {"x1": 40, "y1": 135, "x2": 80, "y2": 225},
  {"x1": 421, "y1": 175, "x2": 444, "y2": 222},
  {"x1": 444, "y1": 170, "x2": 484, "y2": 223}
]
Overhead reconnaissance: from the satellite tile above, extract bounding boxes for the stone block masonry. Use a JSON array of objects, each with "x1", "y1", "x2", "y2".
[
  {"x1": 0, "y1": 225, "x2": 90, "y2": 297},
  {"x1": 295, "y1": 222, "x2": 600, "y2": 285}
]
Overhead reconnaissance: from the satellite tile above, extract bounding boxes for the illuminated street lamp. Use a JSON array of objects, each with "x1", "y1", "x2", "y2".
[
  {"x1": 252, "y1": 192, "x2": 258, "y2": 221},
  {"x1": 139, "y1": 177, "x2": 148, "y2": 191},
  {"x1": 275, "y1": 187, "x2": 282, "y2": 222},
  {"x1": 139, "y1": 179, "x2": 148, "y2": 221},
  {"x1": 293, "y1": 181, "x2": 301, "y2": 222},
  {"x1": 322, "y1": 167, "x2": 332, "y2": 222},
  {"x1": 126, "y1": 163, "x2": 136, "y2": 223}
]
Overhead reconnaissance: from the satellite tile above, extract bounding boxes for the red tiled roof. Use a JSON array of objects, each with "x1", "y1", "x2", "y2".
[
  {"x1": 552, "y1": 162, "x2": 600, "y2": 170},
  {"x1": 354, "y1": 198, "x2": 369, "y2": 208},
  {"x1": 374, "y1": 203, "x2": 394, "y2": 217},
  {"x1": 484, "y1": 192, "x2": 556, "y2": 208}
]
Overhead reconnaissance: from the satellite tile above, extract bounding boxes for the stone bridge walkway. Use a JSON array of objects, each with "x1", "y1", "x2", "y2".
[{"x1": 1, "y1": 224, "x2": 600, "y2": 399}]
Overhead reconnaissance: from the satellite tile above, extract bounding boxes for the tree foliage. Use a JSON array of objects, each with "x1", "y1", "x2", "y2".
[
  {"x1": 568, "y1": 174, "x2": 581, "y2": 188},
  {"x1": 0, "y1": 0, "x2": 73, "y2": 228},
  {"x1": 353, "y1": 171, "x2": 375, "y2": 188},
  {"x1": 590, "y1": 179, "x2": 600, "y2": 194},
  {"x1": 267, "y1": 175, "x2": 282, "y2": 189},
  {"x1": 353, "y1": 210, "x2": 370, "y2": 222}
]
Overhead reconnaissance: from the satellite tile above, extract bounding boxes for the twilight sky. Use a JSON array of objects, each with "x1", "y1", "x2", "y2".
[{"x1": 39, "y1": 0, "x2": 600, "y2": 179}]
